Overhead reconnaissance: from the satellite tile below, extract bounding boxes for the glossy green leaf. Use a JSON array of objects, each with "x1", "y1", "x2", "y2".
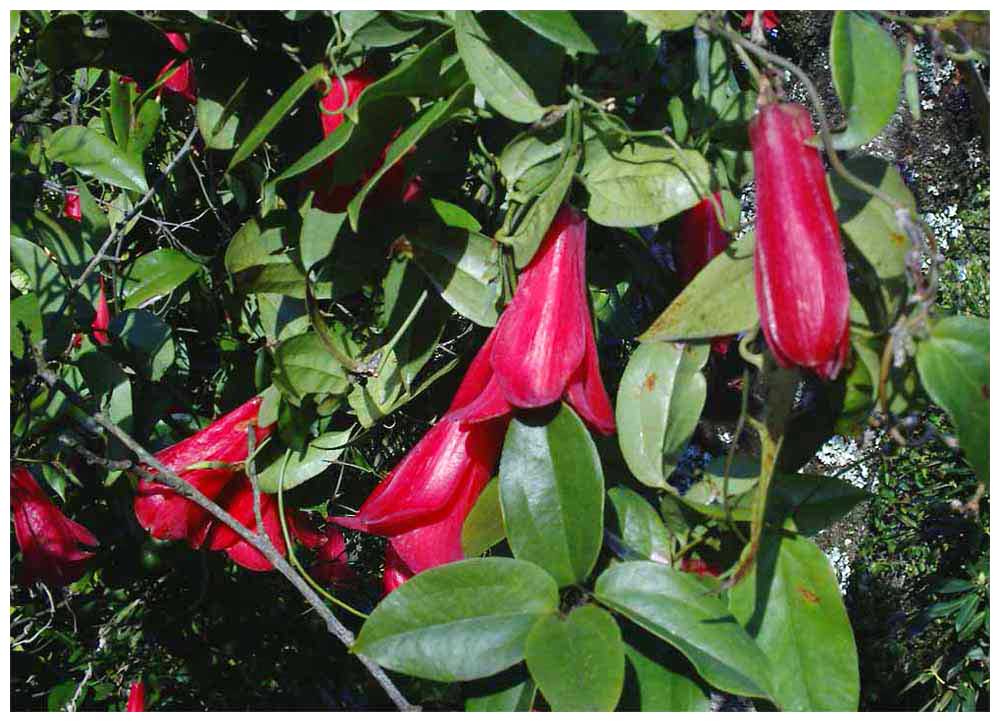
[
  {"x1": 273, "y1": 332, "x2": 352, "y2": 401},
  {"x1": 46, "y1": 125, "x2": 148, "y2": 193},
  {"x1": 498, "y1": 125, "x2": 567, "y2": 190},
  {"x1": 11, "y1": 293, "x2": 44, "y2": 359},
  {"x1": 409, "y1": 225, "x2": 500, "y2": 327},
  {"x1": 622, "y1": 642, "x2": 712, "y2": 712},
  {"x1": 525, "y1": 605, "x2": 625, "y2": 711},
  {"x1": 347, "y1": 82, "x2": 473, "y2": 229},
  {"x1": 829, "y1": 11, "x2": 902, "y2": 150},
  {"x1": 625, "y1": 11, "x2": 700, "y2": 32},
  {"x1": 429, "y1": 197, "x2": 481, "y2": 232},
  {"x1": 595, "y1": 561, "x2": 774, "y2": 700},
  {"x1": 454, "y1": 11, "x2": 548, "y2": 123},
  {"x1": 256, "y1": 427, "x2": 354, "y2": 493},
  {"x1": 501, "y1": 142, "x2": 581, "y2": 268},
  {"x1": 729, "y1": 533, "x2": 860, "y2": 711},
  {"x1": 127, "y1": 98, "x2": 161, "y2": 157},
  {"x1": 499, "y1": 404, "x2": 605, "y2": 587},
  {"x1": 465, "y1": 673, "x2": 536, "y2": 712},
  {"x1": 227, "y1": 63, "x2": 327, "y2": 172},
  {"x1": 108, "y1": 71, "x2": 133, "y2": 149},
  {"x1": 461, "y1": 477, "x2": 505, "y2": 557},
  {"x1": 915, "y1": 315, "x2": 989, "y2": 482},
  {"x1": 120, "y1": 249, "x2": 200, "y2": 309},
  {"x1": 616, "y1": 341, "x2": 709, "y2": 488},
  {"x1": 584, "y1": 140, "x2": 709, "y2": 227},
  {"x1": 354, "y1": 558, "x2": 559, "y2": 682},
  {"x1": 607, "y1": 487, "x2": 673, "y2": 562},
  {"x1": 272, "y1": 117, "x2": 355, "y2": 183},
  {"x1": 109, "y1": 310, "x2": 176, "y2": 381},
  {"x1": 342, "y1": 11, "x2": 425, "y2": 48},
  {"x1": 300, "y1": 208, "x2": 347, "y2": 271},
  {"x1": 508, "y1": 11, "x2": 598, "y2": 54},
  {"x1": 639, "y1": 231, "x2": 755, "y2": 342}
]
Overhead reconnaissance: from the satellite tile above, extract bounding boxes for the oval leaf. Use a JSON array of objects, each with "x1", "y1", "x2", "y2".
[
  {"x1": 462, "y1": 476, "x2": 505, "y2": 557},
  {"x1": 594, "y1": 561, "x2": 775, "y2": 700},
  {"x1": 524, "y1": 605, "x2": 625, "y2": 711},
  {"x1": 353, "y1": 557, "x2": 559, "y2": 682},
  {"x1": 121, "y1": 249, "x2": 200, "y2": 309},
  {"x1": 46, "y1": 125, "x2": 148, "y2": 193},
  {"x1": 508, "y1": 11, "x2": 599, "y2": 55},
  {"x1": 256, "y1": 427, "x2": 354, "y2": 493},
  {"x1": 499, "y1": 403, "x2": 605, "y2": 587},
  {"x1": 829, "y1": 11, "x2": 902, "y2": 150},
  {"x1": 625, "y1": 11, "x2": 700, "y2": 32},
  {"x1": 729, "y1": 533, "x2": 860, "y2": 711},
  {"x1": 607, "y1": 486, "x2": 673, "y2": 562}
]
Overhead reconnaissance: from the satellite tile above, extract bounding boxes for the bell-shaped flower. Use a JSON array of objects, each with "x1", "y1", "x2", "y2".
[
  {"x1": 446, "y1": 205, "x2": 615, "y2": 435},
  {"x1": 92, "y1": 276, "x2": 111, "y2": 346},
  {"x1": 204, "y1": 477, "x2": 288, "y2": 572},
  {"x1": 126, "y1": 681, "x2": 146, "y2": 712},
  {"x1": 381, "y1": 544, "x2": 413, "y2": 596},
  {"x1": 133, "y1": 397, "x2": 273, "y2": 547},
  {"x1": 157, "y1": 32, "x2": 197, "y2": 103},
  {"x1": 11, "y1": 467, "x2": 99, "y2": 587},
  {"x1": 63, "y1": 189, "x2": 81, "y2": 222},
  {"x1": 309, "y1": 520, "x2": 357, "y2": 587},
  {"x1": 750, "y1": 102, "x2": 850, "y2": 380}
]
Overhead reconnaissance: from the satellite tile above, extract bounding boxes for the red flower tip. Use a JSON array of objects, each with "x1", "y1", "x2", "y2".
[
  {"x1": 92, "y1": 276, "x2": 111, "y2": 346},
  {"x1": 126, "y1": 681, "x2": 146, "y2": 712},
  {"x1": 679, "y1": 556, "x2": 722, "y2": 578},
  {"x1": 741, "y1": 10, "x2": 780, "y2": 31},
  {"x1": 11, "y1": 467, "x2": 99, "y2": 587},
  {"x1": 309, "y1": 521, "x2": 357, "y2": 587},
  {"x1": 750, "y1": 102, "x2": 850, "y2": 380},
  {"x1": 382, "y1": 544, "x2": 413, "y2": 596},
  {"x1": 157, "y1": 32, "x2": 197, "y2": 103},
  {"x1": 446, "y1": 205, "x2": 615, "y2": 435},
  {"x1": 63, "y1": 189, "x2": 81, "y2": 222}
]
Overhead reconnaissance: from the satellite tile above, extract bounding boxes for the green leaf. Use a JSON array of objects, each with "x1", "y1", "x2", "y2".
[
  {"x1": 127, "y1": 98, "x2": 161, "y2": 157},
  {"x1": 500, "y1": 141, "x2": 581, "y2": 268},
  {"x1": 615, "y1": 342, "x2": 709, "y2": 488},
  {"x1": 454, "y1": 11, "x2": 550, "y2": 123},
  {"x1": 347, "y1": 82, "x2": 473, "y2": 229},
  {"x1": 465, "y1": 672, "x2": 536, "y2": 712},
  {"x1": 915, "y1": 315, "x2": 989, "y2": 482},
  {"x1": 428, "y1": 197, "x2": 481, "y2": 231},
  {"x1": 584, "y1": 140, "x2": 709, "y2": 228},
  {"x1": 622, "y1": 642, "x2": 712, "y2": 712},
  {"x1": 525, "y1": 605, "x2": 625, "y2": 711},
  {"x1": 109, "y1": 310, "x2": 176, "y2": 381},
  {"x1": 508, "y1": 11, "x2": 599, "y2": 55},
  {"x1": 729, "y1": 533, "x2": 860, "y2": 711},
  {"x1": 341, "y1": 11, "x2": 425, "y2": 48},
  {"x1": 46, "y1": 125, "x2": 148, "y2": 193},
  {"x1": 120, "y1": 249, "x2": 200, "y2": 309},
  {"x1": 462, "y1": 476, "x2": 505, "y2": 557},
  {"x1": 196, "y1": 90, "x2": 244, "y2": 151},
  {"x1": 499, "y1": 403, "x2": 605, "y2": 587},
  {"x1": 829, "y1": 11, "x2": 902, "y2": 150},
  {"x1": 108, "y1": 71, "x2": 133, "y2": 149},
  {"x1": 11, "y1": 293, "x2": 44, "y2": 359},
  {"x1": 594, "y1": 561, "x2": 774, "y2": 700},
  {"x1": 409, "y1": 225, "x2": 500, "y2": 327},
  {"x1": 498, "y1": 125, "x2": 567, "y2": 190},
  {"x1": 273, "y1": 332, "x2": 352, "y2": 400},
  {"x1": 607, "y1": 487, "x2": 673, "y2": 562},
  {"x1": 272, "y1": 116, "x2": 355, "y2": 184},
  {"x1": 300, "y1": 207, "x2": 347, "y2": 271},
  {"x1": 227, "y1": 63, "x2": 328, "y2": 172},
  {"x1": 354, "y1": 557, "x2": 559, "y2": 682},
  {"x1": 256, "y1": 427, "x2": 353, "y2": 493},
  {"x1": 638, "y1": 231, "x2": 755, "y2": 342},
  {"x1": 625, "y1": 11, "x2": 700, "y2": 32}
]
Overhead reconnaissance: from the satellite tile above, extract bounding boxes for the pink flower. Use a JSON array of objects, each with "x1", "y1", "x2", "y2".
[
  {"x1": 63, "y1": 190, "x2": 81, "y2": 222},
  {"x1": 11, "y1": 467, "x2": 99, "y2": 587},
  {"x1": 741, "y1": 10, "x2": 780, "y2": 31},
  {"x1": 749, "y1": 102, "x2": 850, "y2": 379},
  {"x1": 125, "y1": 681, "x2": 145, "y2": 712},
  {"x1": 92, "y1": 276, "x2": 110, "y2": 346},
  {"x1": 133, "y1": 397, "x2": 273, "y2": 548},
  {"x1": 333, "y1": 417, "x2": 507, "y2": 574},
  {"x1": 381, "y1": 544, "x2": 413, "y2": 596},
  {"x1": 446, "y1": 205, "x2": 616, "y2": 435},
  {"x1": 157, "y1": 32, "x2": 196, "y2": 103}
]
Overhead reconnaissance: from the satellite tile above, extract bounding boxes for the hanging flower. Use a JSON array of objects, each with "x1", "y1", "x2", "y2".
[
  {"x1": 63, "y1": 189, "x2": 81, "y2": 222},
  {"x1": 157, "y1": 32, "x2": 197, "y2": 103},
  {"x1": 92, "y1": 276, "x2": 111, "y2": 346},
  {"x1": 749, "y1": 101, "x2": 850, "y2": 380},
  {"x1": 446, "y1": 205, "x2": 616, "y2": 435},
  {"x1": 11, "y1": 467, "x2": 99, "y2": 587},
  {"x1": 381, "y1": 544, "x2": 413, "y2": 596},
  {"x1": 741, "y1": 10, "x2": 780, "y2": 31},
  {"x1": 309, "y1": 521, "x2": 357, "y2": 587},
  {"x1": 125, "y1": 681, "x2": 146, "y2": 712}
]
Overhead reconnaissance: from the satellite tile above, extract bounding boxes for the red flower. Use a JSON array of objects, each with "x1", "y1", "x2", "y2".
[
  {"x1": 741, "y1": 10, "x2": 780, "y2": 31},
  {"x1": 63, "y1": 189, "x2": 81, "y2": 222},
  {"x1": 676, "y1": 193, "x2": 734, "y2": 355},
  {"x1": 134, "y1": 397, "x2": 273, "y2": 549},
  {"x1": 11, "y1": 467, "x2": 99, "y2": 587},
  {"x1": 749, "y1": 102, "x2": 850, "y2": 380},
  {"x1": 333, "y1": 417, "x2": 507, "y2": 574},
  {"x1": 92, "y1": 276, "x2": 110, "y2": 346},
  {"x1": 679, "y1": 556, "x2": 721, "y2": 578},
  {"x1": 309, "y1": 520, "x2": 357, "y2": 587},
  {"x1": 203, "y1": 478, "x2": 289, "y2": 572},
  {"x1": 126, "y1": 681, "x2": 145, "y2": 712},
  {"x1": 446, "y1": 205, "x2": 616, "y2": 435},
  {"x1": 381, "y1": 544, "x2": 412, "y2": 596},
  {"x1": 157, "y1": 32, "x2": 197, "y2": 103},
  {"x1": 308, "y1": 66, "x2": 415, "y2": 213}
]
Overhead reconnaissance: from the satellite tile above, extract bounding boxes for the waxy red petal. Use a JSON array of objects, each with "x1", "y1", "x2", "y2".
[
  {"x1": 63, "y1": 190, "x2": 81, "y2": 222},
  {"x1": 310, "y1": 522, "x2": 356, "y2": 586},
  {"x1": 92, "y1": 276, "x2": 110, "y2": 346},
  {"x1": 206, "y1": 477, "x2": 287, "y2": 572},
  {"x1": 565, "y1": 321, "x2": 616, "y2": 435},
  {"x1": 126, "y1": 681, "x2": 146, "y2": 712},
  {"x1": 444, "y1": 327, "x2": 513, "y2": 423},
  {"x1": 158, "y1": 33, "x2": 196, "y2": 103},
  {"x1": 381, "y1": 544, "x2": 413, "y2": 596},
  {"x1": 491, "y1": 205, "x2": 589, "y2": 408},
  {"x1": 750, "y1": 103, "x2": 850, "y2": 380}
]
